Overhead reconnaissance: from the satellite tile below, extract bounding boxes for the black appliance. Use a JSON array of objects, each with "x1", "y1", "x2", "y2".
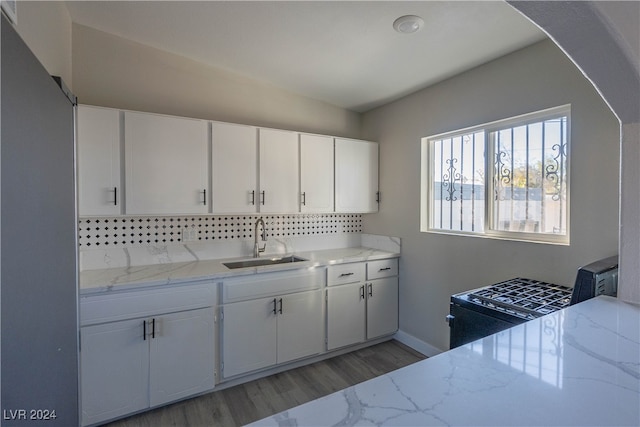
[
  {"x1": 570, "y1": 255, "x2": 618, "y2": 305},
  {"x1": 447, "y1": 278, "x2": 573, "y2": 349}
]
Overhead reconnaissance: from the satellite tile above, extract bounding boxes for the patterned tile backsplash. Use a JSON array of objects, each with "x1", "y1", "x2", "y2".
[{"x1": 78, "y1": 214, "x2": 362, "y2": 249}]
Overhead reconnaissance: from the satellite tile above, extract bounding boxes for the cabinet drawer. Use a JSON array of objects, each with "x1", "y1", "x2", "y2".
[
  {"x1": 222, "y1": 268, "x2": 325, "y2": 303},
  {"x1": 80, "y1": 282, "x2": 217, "y2": 326},
  {"x1": 367, "y1": 259, "x2": 398, "y2": 280},
  {"x1": 327, "y1": 263, "x2": 365, "y2": 286}
]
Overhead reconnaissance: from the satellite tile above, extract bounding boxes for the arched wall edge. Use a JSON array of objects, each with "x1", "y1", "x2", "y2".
[{"x1": 508, "y1": 0, "x2": 640, "y2": 304}]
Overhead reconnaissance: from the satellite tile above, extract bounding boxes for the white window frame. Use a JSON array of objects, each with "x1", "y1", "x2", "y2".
[{"x1": 420, "y1": 105, "x2": 570, "y2": 245}]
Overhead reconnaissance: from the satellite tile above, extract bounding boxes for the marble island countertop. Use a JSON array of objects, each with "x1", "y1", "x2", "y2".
[
  {"x1": 79, "y1": 246, "x2": 399, "y2": 294},
  {"x1": 250, "y1": 296, "x2": 640, "y2": 426}
]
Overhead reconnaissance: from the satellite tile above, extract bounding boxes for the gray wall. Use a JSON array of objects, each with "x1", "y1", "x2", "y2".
[
  {"x1": 11, "y1": 1, "x2": 631, "y2": 356},
  {"x1": 510, "y1": 0, "x2": 640, "y2": 306},
  {"x1": 361, "y1": 40, "x2": 620, "y2": 351},
  {"x1": 71, "y1": 24, "x2": 362, "y2": 139},
  {"x1": 12, "y1": 1, "x2": 72, "y2": 86},
  {"x1": 1, "y1": 15, "x2": 78, "y2": 426}
]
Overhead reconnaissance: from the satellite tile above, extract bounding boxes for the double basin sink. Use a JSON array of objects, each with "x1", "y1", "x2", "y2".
[{"x1": 223, "y1": 255, "x2": 307, "y2": 269}]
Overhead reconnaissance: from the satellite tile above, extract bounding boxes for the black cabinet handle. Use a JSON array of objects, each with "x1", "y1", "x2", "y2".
[
  {"x1": 339, "y1": 272, "x2": 354, "y2": 277},
  {"x1": 301, "y1": 192, "x2": 306, "y2": 206},
  {"x1": 250, "y1": 190, "x2": 255, "y2": 205},
  {"x1": 143, "y1": 320, "x2": 146, "y2": 341},
  {"x1": 113, "y1": 187, "x2": 118, "y2": 206},
  {"x1": 376, "y1": 191, "x2": 380, "y2": 203},
  {"x1": 368, "y1": 284, "x2": 373, "y2": 297},
  {"x1": 202, "y1": 189, "x2": 207, "y2": 205},
  {"x1": 379, "y1": 267, "x2": 391, "y2": 272},
  {"x1": 151, "y1": 318, "x2": 156, "y2": 339},
  {"x1": 272, "y1": 298, "x2": 277, "y2": 315},
  {"x1": 260, "y1": 191, "x2": 265, "y2": 205},
  {"x1": 278, "y1": 298, "x2": 283, "y2": 314},
  {"x1": 360, "y1": 285, "x2": 365, "y2": 300}
]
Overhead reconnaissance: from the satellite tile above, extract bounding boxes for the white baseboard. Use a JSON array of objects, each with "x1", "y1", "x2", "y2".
[{"x1": 393, "y1": 329, "x2": 444, "y2": 357}]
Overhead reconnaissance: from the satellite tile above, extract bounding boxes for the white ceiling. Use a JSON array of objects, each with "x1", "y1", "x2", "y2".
[{"x1": 65, "y1": 1, "x2": 547, "y2": 113}]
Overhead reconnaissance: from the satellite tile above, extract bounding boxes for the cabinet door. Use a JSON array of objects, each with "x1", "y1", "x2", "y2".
[
  {"x1": 327, "y1": 283, "x2": 366, "y2": 350},
  {"x1": 277, "y1": 290, "x2": 324, "y2": 364},
  {"x1": 124, "y1": 111, "x2": 208, "y2": 214},
  {"x1": 366, "y1": 277, "x2": 399, "y2": 340},
  {"x1": 211, "y1": 122, "x2": 257, "y2": 213},
  {"x1": 259, "y1": 128, "x2": 299, "y2": 213},
  {"x1": 222, "y1": 298, "x2": 277, "y2": 378},
  {"x1": 80, "y1": 319, "x2": 148, "y2": 427},
  {"x1": 300, "y1": 134, "x2": 334, "y2": 213},
  {"x1": 77, "y1": 105, "x2": 121, "y2": 216},
  {"x1": 149, "y1": 308, "x2": 215, "y2": 407},
  {"x1": 335, "y1": 138, "x2": 379, "y2": 213}
]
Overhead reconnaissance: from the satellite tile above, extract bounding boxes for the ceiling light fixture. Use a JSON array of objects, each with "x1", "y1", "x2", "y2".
[{"x1": 393, "y1": 15, "x2": 424, "y2": 34}]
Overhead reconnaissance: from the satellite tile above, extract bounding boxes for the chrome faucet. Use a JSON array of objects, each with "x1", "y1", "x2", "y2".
[{"x1": 253, "y1": 218, "x2": 267, "y2": 257}]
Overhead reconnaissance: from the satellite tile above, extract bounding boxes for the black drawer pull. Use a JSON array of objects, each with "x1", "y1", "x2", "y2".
[
  {"x1": 143, "y1": 320, "x2": 146, "y2": 341},
  {"x1": 151, "y1": 318, "x2": 156, "y2": 339},
  {"x1": 379, "y1": 267, "x2": 391, "y2": 271},
  {"x1": 339, "y1": 272, "x2": 354, "y2": 277}
]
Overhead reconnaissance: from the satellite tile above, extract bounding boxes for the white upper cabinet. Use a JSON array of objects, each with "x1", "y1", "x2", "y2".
[
  {"x1": 124, "y1": 111, "x2": 208, "y2": 215},
  {"x1": 77, "y1": 105, "x2": 380, "y2": 216},
  {"x1": 335, "y1": 138, "x2": 379, "y2": 213},
  {"x1": 211, "y1": 122, "x2": 258, "y2": 213},
  {"x1": 77, "y1": 105, "x2": 121, "y2": 216},
  {"x1": 259, "y1": 128, "x2": 299, "y2": 213},
  {"x1": 300, "y1": 134, "x2": 334, "y2": 213}
]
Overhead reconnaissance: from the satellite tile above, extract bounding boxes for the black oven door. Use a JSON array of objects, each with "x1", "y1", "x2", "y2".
[{"x1": 448, "y1": 302, "x2": 521, "y2": 349}]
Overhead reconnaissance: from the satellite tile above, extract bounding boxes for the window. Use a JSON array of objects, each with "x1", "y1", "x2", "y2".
[{"x1": 421, "y1": 105, "x2": 570, "y2": 244}]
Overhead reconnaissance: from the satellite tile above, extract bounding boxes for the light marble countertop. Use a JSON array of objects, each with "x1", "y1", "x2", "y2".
[
  {"x1": 79, "y1": 247, "x2": 399, "y2": 294},
  {"x1": 250, "y1": 296, "x2": 640, "y2": 426}
]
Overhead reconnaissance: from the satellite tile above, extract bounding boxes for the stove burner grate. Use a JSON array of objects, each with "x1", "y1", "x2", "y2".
[{"x1": 467, "y1": 278, "x2": 572, "y2": 320}]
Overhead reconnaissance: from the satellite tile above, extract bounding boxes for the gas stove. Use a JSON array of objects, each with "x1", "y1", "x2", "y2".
[
  {"x1": 466, "y1": 278, "x2": 573, "y2": 320},
  {"x1": 447, "y1": 278, "x2": 573, "y2": 348}
]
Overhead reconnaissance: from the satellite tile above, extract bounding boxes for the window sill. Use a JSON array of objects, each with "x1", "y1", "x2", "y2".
[{"x1": 422, "y1": 229, "x2": 570, "y2": 246}]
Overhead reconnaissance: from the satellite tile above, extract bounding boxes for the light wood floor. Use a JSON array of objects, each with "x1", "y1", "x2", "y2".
[{"x1": 103, "y1": 340, "x2": 426, "y2": 427}]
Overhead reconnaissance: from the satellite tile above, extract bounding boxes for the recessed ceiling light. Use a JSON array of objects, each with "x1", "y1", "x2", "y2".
[{"x1": 393, "y1": 15, "x2": 424, "y2": 34}]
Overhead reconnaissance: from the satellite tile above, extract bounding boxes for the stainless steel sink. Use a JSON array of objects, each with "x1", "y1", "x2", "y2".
[{"x1": 223, "y1": 255, "x2": 307, "y2": 269}]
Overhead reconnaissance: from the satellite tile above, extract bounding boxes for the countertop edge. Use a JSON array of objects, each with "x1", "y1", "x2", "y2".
[{"x1": 79, "y1": 247, "x2": 400, "y2": 296}]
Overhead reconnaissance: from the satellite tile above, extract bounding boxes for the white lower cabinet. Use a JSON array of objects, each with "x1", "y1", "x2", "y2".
[
  {"x1": 327, "y1": 259, "x2": 399, "y2": 350},
  {"x1": 366, "y1": 277, "x2": 399, "y2": 340},
  {"x1": 81, "y1": 307, "x2": 215, "y2": 426},
  {"x1": 327, "y1": 283, "x2": 366, "y2": 350},
  {"x1": 80, "y1": 259, "x2": 397, "y2": 425},
  {"x1": 222, "y1": 289, "x2": 324, "y2": 378},
  {"x1": 149, "y1": 309, "x2": 216, "y2": 406},
  {"x1": 80, "y1": 318, "x2": 148, "y2": 426},
  {"x1": 277, "y1": 290, "x2": 324, "y2": 364},
  {"x1": 80, "y1": 282, "x2": 217, "y2": 427},
  {"x1": 220, "y1": 297, "x2": 277, "y2": 378}
]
